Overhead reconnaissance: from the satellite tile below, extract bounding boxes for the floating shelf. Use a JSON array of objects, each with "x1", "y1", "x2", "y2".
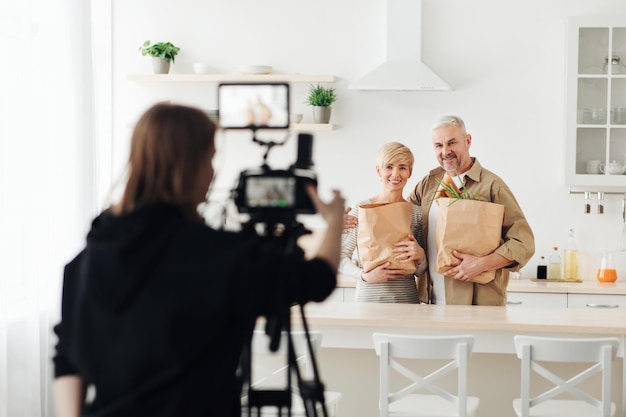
[
  {"x1": 126, "y1": 122, "x2": 336, "y2": 132},
  {"x1": 126, "y1": 73, "x2": 338, "y2": 131},
  {"x1": 127, "y1": 74, "x2": 336, "y2": 83}
]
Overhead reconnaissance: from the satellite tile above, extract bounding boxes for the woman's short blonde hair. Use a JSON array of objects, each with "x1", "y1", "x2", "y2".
[{"x1": 375, "y1": 142, "x2": 414, "y2": 172}]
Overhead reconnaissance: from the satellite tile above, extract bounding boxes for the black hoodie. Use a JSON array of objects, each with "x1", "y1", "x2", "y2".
[{"x1": 53, "y1": 203, "x2": 336, "y2": 417}]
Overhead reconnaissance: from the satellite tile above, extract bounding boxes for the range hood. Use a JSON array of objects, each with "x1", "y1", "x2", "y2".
[{"x1": 349, "y1": 0, "x2": 451, "y2": 91}]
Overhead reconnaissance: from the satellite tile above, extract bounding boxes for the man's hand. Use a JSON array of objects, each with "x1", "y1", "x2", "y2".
[
  {"x1": 343, "y1": 206, "x2": 358, "y2": 234},
  {"x1": 443, "y1": 250, "x2": 482, "y2": 281},
  {"x1": 444, "y1": 250, "x2": 513, "y2": 281}
]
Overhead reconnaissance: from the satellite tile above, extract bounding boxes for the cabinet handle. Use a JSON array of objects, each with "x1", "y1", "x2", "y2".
[
  {"x1": 585, "y1": 303, "x2": 619, "y2": 309},
  {"x1": 507, "y1": 300, "x2": 522, "y2": 305}
]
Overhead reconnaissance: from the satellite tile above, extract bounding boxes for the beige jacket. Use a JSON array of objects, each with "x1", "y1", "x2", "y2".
[{"x1": 408, "y1": 158, "x2": 535, "y2": 305}]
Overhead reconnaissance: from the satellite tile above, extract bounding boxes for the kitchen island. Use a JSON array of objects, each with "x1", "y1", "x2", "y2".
[{"x1": 288, "y1": 301, "x2": 626, "y2": 417}]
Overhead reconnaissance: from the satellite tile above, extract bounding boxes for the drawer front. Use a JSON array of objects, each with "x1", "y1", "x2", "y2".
[
  {"x1": 506, "y1": 292, "x2": 568, "y2": 308},
  {"x1": 568, "y1": 293, "x2": 626, "y2": 309}
]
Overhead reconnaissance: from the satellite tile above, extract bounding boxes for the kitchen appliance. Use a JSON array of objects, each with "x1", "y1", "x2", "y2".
[{"x1": 349, "y1": 0, "x2": 451, "y2": 91}]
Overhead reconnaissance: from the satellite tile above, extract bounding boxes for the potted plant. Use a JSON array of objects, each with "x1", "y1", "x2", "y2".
[
  {"x1": 305, "y1": 84, "x2": 337, "y2": 123},
  {"x1": 138, "y1": 40, "x2": 180, "y2": 74}
]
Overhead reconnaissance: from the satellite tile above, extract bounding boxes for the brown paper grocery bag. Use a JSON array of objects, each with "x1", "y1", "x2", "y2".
[
  {"x1": 435, "y1": 198, "x2": 504, "y2": 284},
  {"x1": 357, "y1": 201, "x2": 416, "y2": 274}
]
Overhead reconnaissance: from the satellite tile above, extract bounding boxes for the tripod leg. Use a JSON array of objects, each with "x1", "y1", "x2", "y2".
[{"x1": 287, "y1": 319, "x2": 329, "y2": 417}]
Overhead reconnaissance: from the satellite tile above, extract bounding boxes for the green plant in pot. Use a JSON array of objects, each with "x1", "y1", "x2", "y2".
[
  {"x1": 138, "y1": 40, "x2": 180, "y2": 74},
  {"x1": 305, "y1": 84, "x2": 337, "y2": 124}
]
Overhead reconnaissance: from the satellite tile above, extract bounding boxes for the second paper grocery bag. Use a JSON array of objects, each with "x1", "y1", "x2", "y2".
[{"x1": 435, "y1": 197, "x2": 504, "y2": 284}]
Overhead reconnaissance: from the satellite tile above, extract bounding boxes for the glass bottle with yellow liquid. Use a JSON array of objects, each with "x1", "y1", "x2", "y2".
[
  {"x1": 548, "y1": 247, "x2": 561, "y2": 279},
  {"x1": 563, "y1": 229, "x2": 578, "y2": 281}
]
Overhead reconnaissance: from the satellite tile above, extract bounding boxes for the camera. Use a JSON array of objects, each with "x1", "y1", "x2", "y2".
[
  {"x1": 219, "y1": 83, "x2": 329, "y2": 417},
  {"x1": 218, "y1": 83, "x2": 317, "y2": 216}
]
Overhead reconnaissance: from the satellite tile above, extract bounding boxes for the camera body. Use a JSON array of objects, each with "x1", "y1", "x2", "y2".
[{"x1": 218, "y1": 82, "x2": 317, "y2": 217}]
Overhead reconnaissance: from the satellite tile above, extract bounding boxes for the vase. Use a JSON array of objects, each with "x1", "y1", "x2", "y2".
[
  {"x1": 152, "y1": 57, "x2": 171, "y2": 74},
  {"x1": 312, "y1": 106, "x2": 332, "y2": 124}
]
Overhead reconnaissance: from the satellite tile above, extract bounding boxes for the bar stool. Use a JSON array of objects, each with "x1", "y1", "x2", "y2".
[
  {"x1": 512, "y1": 335, "x2": 619, "y2": 417},
  {"x1": 372, "y1": 333, "x2": 479, "y2": 417}
]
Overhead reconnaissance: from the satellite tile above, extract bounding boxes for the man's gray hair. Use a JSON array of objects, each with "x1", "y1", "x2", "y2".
[{"x1": 431, "y1": 115, "x2": 465, "y2": 131}]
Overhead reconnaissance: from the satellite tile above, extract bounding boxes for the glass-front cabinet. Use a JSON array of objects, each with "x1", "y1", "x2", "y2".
[{"x1": 566, "y1": 17, "x2": 626, "y2": 188}]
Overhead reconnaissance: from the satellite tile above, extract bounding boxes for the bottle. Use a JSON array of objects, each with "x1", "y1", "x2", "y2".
[
  {"x1": 536, "y1": 256, "x2": 547, "y2": 279},
  {"x1": 548, "y1": 247, "x2": 561, "y2": 279},
  {"x1": 563, "y1": 229, "x2": 578, "y2": 281},
  {"x1": 597, "y1": 251, "x2": 618, "y2": 283}
]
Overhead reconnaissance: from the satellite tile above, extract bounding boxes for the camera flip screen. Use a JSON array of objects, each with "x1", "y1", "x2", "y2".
[
  {"x1": 245, "y1": 176, "x2": 296, "y2": 209},
  {"x1": 218, "y1": 83, "x2": 290, "y2": 129}
]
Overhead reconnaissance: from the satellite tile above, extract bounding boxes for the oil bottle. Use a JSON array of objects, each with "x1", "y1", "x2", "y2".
[
  {"x1": 563, "y1": 229, "x2": 578, "y2": 281},
  {"x1": 548, "y1": 247, "x2": 561, "y2": 279}
]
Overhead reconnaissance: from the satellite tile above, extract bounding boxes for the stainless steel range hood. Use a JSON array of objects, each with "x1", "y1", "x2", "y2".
[{"x1": 349, "y1": 0, "x2": 451, "y2": 91}]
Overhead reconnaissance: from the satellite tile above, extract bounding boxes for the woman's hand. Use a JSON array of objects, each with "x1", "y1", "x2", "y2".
[
  {"x1": 361, "y1": 262, "x2": 408, "y2": 283},
  {"x1": 392, "y1": 234, "x2": 425, "y2": 265}
]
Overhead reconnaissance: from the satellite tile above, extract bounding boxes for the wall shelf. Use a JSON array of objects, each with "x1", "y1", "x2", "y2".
[
  {"x1": 290, "y1": 123, "x2": 335, "y2": 131},
  {"x1": 126, "y1": 73, "x2": 337, "y2": 131},
  {"x1": 126, "y1": 122, "x2": 335, "y2": 131},
  {"x1": 126, "y1": 73, "x2": 336, "y2": 83}
]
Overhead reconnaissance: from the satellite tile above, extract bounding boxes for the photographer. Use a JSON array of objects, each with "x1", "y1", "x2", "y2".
[{"x1": 53, "y1": 103, "x2": 345, "y2": 417}]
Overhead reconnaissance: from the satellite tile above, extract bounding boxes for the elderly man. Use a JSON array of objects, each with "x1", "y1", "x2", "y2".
[{"x1": 409, "y1": 115, "x2": 534, "y2": 305}]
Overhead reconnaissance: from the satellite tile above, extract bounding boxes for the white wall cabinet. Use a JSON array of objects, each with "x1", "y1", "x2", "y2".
[
  {"x1": 506, "y1": 292, "x2": 568, "y2": 308},
  {"x1": 566, "y1": 17, "x2": 626, "y2": 188},
  {"x1": 126, "y1": 73, "x2": 337, "y2": 131}
]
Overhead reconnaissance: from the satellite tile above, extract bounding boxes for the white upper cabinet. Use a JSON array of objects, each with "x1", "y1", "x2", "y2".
[{"x1": 566, "y1": 17, "x2": 626, "y2": 188}]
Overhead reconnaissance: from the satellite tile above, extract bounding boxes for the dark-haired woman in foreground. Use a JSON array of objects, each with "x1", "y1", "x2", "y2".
[{"x1": 53, "y1": 103, "x2": 345, "y2": 417}]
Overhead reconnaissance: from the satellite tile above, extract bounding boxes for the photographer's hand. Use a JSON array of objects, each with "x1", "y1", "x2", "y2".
[{"x1": 306, "y1": 186, "x2": 345, "y2": 271}]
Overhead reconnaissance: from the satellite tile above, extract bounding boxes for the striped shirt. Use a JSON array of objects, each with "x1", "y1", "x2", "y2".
[{"x1": 340, "y1": 200, "x2": 427, "y2": 304}]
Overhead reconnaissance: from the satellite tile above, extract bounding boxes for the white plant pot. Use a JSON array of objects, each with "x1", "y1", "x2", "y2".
[{"x1": 152, "y1": 57, "x2": 171, "y2": 74}]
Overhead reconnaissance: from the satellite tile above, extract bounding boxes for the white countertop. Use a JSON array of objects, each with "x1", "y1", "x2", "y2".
[
  {"x1": 336, "y1": 273, "x2": 626, "y2": 295},
  {"x1": 295, "y1": 301, "x2": 626, "y2": 336}
]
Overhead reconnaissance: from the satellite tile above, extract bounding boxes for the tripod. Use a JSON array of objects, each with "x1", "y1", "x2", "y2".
[{"x1": 239, "y1": 216, "x2": 330, "y2": 417}]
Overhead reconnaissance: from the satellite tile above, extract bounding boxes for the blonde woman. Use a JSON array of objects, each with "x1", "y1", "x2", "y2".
[{"x1": 340, "y1": 142, "x2": 427, "y2": 303}]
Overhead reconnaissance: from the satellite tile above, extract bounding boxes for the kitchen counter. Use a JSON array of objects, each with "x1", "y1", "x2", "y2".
[
  {"x1": 294, "y1": 301, "x2": 626, "y2": 339},
  {"x1": 508, "y1": 278, "x2": 626, "y2": 294},
  {"x1": 336, "y1": 273, "x2": 626, "y2": 295}
]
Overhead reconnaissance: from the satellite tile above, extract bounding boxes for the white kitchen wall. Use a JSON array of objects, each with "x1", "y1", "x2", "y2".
[{"x1": 109, "y1": 0, "x2": 626, "y2": 279}]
